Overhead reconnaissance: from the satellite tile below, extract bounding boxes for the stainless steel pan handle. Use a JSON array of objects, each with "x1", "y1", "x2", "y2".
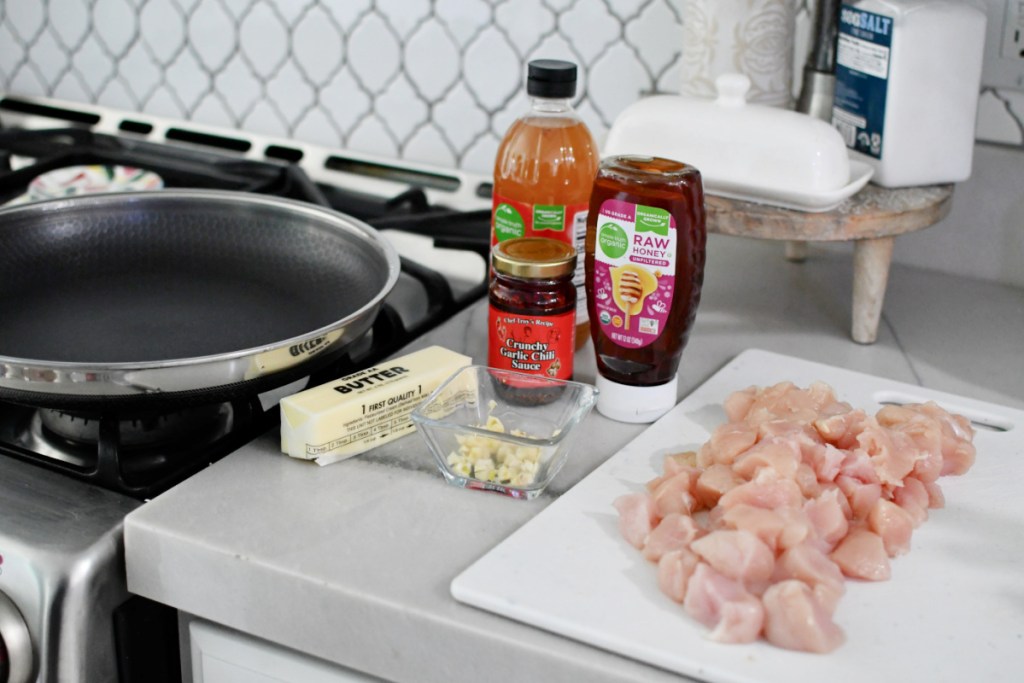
[{"x1": 0, "y1": 592, "x2": 33, "y2": 683}]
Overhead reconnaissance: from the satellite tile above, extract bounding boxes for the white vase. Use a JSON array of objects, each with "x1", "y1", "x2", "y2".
[{"x1": 680, "y1": 0, "x2": 797, "y2": 108}]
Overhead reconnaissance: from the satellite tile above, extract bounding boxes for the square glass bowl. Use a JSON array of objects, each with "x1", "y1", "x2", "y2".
[{"x1": 411, "y1": 366, "x2": 598, "y2": 499}]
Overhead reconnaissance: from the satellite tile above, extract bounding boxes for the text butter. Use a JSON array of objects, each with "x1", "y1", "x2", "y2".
[{"x1": 280, "y1": 346, "x2": 472, "y2": 466}]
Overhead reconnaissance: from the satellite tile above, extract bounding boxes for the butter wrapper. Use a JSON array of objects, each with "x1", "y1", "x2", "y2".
[{"x1": 280, "y1": 345, "x2": 472, "y2": 466}]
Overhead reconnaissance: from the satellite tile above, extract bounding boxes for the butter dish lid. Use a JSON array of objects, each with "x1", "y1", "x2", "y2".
[{"x1": 604, "y1": 74, "x2": 872, "y2": 212}]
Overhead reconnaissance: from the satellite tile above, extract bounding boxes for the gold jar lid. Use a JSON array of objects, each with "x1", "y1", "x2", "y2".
[{"x1": 491, "y1": 237, "x2": 577, "y2": 279}]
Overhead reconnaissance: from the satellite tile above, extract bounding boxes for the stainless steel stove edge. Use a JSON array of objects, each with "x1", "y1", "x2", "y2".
[
  {"x1": 0, "y1": 92, "x2": 492, "y2": 213},
  {"x1": 0, "y1": 456, "x2": 141, "y2": 682}
]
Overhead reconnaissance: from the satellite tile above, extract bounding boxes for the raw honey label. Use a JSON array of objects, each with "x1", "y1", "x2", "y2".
[
  {"x1": 591, "y1": 199, "x2": 675, "y2": 349},
  {"x1": 488, "y1": 307, "x2": 574, "y2": 381}
]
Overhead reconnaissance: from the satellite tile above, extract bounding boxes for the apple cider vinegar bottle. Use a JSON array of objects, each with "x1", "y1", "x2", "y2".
[{"x1": 492, "y1": 59, "x2": 599, "y2": 351}]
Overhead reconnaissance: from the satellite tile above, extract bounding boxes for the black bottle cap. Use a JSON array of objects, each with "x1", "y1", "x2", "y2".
[{"x1": 526, "y1": 59, "x2": 578, "y2": 98}]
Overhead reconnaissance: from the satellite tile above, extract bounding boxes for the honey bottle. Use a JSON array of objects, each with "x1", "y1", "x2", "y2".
[
  {"x1": 491, "y1": 59, "x2": 599, "y2": 351},
  {"x1": 585, "y1": 155, "x2": 707, "y2": 423}
]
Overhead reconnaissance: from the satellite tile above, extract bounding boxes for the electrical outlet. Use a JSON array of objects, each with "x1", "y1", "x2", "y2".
[
  {"x1": 1001, "y1": 0, "x2": 1024, "y2": 59},
  {"x1": 983, "y1": 0, "x2": 1024, "y2": 90}
]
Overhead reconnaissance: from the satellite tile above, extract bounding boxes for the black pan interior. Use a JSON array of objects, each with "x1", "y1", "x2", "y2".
[{"x1": 0, "y1": 193, "x2": 391, "y2": 363}]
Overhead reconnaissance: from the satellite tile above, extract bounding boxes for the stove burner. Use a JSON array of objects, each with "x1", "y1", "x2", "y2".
[
  {"x1": 38, "y1": 404, "x2": 229, "y2": 450},
  {"x1": 6, "y1": 402, "x2": 243, "y2": 497}
]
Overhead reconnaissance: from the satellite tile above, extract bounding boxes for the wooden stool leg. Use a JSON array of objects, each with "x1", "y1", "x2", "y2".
[
  {"x1": 852, "y1": 236, "x2": 894, "y2": 344},
  {"x1": 785, "y1": 240, "x2": 808, "y2": 262}
]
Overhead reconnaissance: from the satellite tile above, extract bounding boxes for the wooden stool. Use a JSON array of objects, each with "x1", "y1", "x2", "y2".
[{"x1": 705, "y1": 184, "x2": 954, "y2": 344}]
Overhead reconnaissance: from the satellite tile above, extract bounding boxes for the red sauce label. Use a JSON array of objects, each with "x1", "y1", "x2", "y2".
[{"x1": 488, "y1": 307, "x2": 574, "y2": 381}]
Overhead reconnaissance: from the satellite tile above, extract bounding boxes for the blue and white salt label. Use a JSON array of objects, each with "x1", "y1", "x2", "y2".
[{"x1": 833, "y1": 4, "x2": 893, "y2": 160}]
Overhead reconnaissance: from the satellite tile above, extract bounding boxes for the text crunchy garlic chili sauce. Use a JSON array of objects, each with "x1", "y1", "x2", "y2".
[{"x1": 488, "y1": 237, "x2": 577, "y2": 402}]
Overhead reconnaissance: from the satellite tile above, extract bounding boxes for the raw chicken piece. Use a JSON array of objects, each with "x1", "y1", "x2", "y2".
[
  {"x1": 914, "y1": 402, "x2": 976, "y2": 475},
  {"x1": 642, "y1": 513, "x2": 705, "y2": 562},
  {"x1": 867, "y1": 499, "x2": 914, "y2": 557},
  {"x1": 657, "y1": 548, "x2": 700, "y2": 603},
  {"x1": 613, "y1": 492, "x2": 658, "y2": 549},
  {"x1": 922, "y1": 480, "x2": 945, "y2": 509},
  {"x1": 817, "y1": 482, "x2": 854, "y2": 519},
  {"x1": 830, "y1": 527, "x2": 891, "y2": 580},
  {"x1": 836, "y1": 475, "x2": 882, "y2": 520},
  {"x1": 856, "y1": 423, "x2": 921, "y2": 486},
  {"x1": 794, "y1": 463, "x2": 822, "y2": 499},
  {"x1": 896, "y1": 476, "x2": 929, "y2": 507},
  {"x1": 718, "y1": 471, "x2": 804, "y2": 511},
  {"x1": 720, "y1": 504, "x2": 811, "y2": 553},
  {"x1": 706, "y1": 504, "x2": 727, "y2": 531},
  {"x1": 814, "y1": 409, "x2": 870, "y2": 450},
  {"x1": 732, "y1": 438, "x2": 801, "y2": 481},
  {"x1": 911, "y1": 446, "x2": 943, "y2": 483},
  {"x1": 690, "y1": 529, "x2": 775, "y2": 588},
  {"x1": 804, "y1": 443, "x2": 846, "y2": 483},
  {"x1": 942, "y1": 442, "x2": 976, "y2": 476},
  {"x1": 803, "y1": 489, "x2": 850, "y2": 553},
  {"x1": 663, "y1": 451, "x2": 698, "y2": 475},
  {"x1": 772, "y1": 543, "x2": 846, "y2": 614},
  {"x1": 877, "y1": 405, "x2": 944, "y2": 483},
  {"x1": 697, "y1": 422, "x2": 758, "y2": 468},
  {"x1": 892, "y1": 477, "x2": 930, "y2": 526},
  {"x1": 644, "y1": 474, "x2": 668, "y2": 492},
  {"x1": 652, "y1": 470, "x2": 699, "y2": 518},
  {"x1": 711, "y1": 596, "x2": 766, "y2": 644},
  {"x1": 838, "y1": 448, "x2": 881, "y2": 485},
  {"x1": 694, "y1": 463, "x2": 745, "y2": 509},
  {"x1": 879, "y1": 402, "x2": 976, "y2": 476},
  {"x1": 920, "y1": 402, "x2": 974, "y2": 439},
  {"x1": 940, "y1": 442, "x2": 976, "y2": 477},
  {"x1": 742, "y1": 381, "x2": 845, "y2": 428},
  {"x1": 723, "y1": 386, "x2": 758, "y2": 423},
  {"x1": 762, "y1": 580, "x2": 845, "y2": 653},
  {"x1": 757, "y1": 420, "x2": 827, "y2": 465},
  {"x1": 684, "y1": 563, "x2": 765, "y2": 643},
  {"x1": 876, "y1": 404, "x2": 937, "y2": 436},
  {"x1": 646, "y1": 458, "x2": 700, "y2": 492}
]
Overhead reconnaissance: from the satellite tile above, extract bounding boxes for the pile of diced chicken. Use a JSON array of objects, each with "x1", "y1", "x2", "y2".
[{"x1": 614, "y1": 382, "x2": 976, "y2": 653}]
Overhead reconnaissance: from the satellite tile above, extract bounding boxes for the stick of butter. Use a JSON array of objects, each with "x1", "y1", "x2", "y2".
[{"x1": 280, "y1": 345, "x2": 472, "y2": 466}]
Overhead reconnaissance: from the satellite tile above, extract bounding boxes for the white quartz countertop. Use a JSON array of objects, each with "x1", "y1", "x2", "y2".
[{"x1": 124, "y1": 234, "x2": 1024, "y2": 682}]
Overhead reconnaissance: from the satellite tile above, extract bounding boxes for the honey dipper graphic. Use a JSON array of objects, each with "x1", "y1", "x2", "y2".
[
  {"x1": 618, "y1": 271, "x2": 643, "y2": 330},
  {"x1": 611, "y1": 265, "x2": 658, "y2": 332}
]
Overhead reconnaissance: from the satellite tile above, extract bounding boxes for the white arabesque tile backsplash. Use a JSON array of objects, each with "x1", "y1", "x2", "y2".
[
  {"x1": 3, "y1": 0, "x2": 1023, "y2": 172},
  {"x1": 1, "y1": 0, "x2": 1022, "y2": 289},
  {"x1": 0, "y1": 0, "x2": 697, "y2": 173}
]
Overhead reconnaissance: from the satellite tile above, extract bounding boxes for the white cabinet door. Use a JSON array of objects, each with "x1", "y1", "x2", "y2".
[{"x1": 190, "y1": 619, "x2": 383, "y2": 683}]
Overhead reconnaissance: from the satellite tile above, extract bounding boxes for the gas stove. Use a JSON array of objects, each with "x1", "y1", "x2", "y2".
[
  {"x1": 0, "y1": 94, "x2": 493, "y2": 683},
  {"x1": 0, "y1": 95, "x2": 492, "y2": 498}
]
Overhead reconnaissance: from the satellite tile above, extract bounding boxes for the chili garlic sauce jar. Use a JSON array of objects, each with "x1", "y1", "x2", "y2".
[{"x1": 488, "y1": 237, "x2": 577, "y2": 382}]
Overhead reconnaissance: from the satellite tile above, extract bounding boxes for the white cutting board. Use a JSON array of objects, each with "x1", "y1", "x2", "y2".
[{"x1": 451, "y1": 349, "x2": 1024, "y2": 683}]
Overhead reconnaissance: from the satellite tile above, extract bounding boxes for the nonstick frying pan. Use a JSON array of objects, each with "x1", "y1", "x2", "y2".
[{"x1": 0, "y1": 190, "x2": 400, "y2": 410}]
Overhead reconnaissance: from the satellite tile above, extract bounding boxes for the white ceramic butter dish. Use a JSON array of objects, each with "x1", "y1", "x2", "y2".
[{"x1": 604, "y1": 74, "x2": 873, "y2": 212}]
